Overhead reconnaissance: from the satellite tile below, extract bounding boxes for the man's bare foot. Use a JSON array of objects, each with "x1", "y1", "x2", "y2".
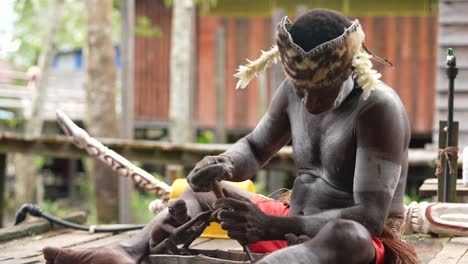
[{"x1": 43, "y1": 245, "x2": 136, "y2": 264}]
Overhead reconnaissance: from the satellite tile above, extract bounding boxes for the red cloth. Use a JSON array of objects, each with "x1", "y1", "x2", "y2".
[
  {"x1": 372, "y1": 237, "x2": 385, "y2": 264},
  {"x1": 247, "y1": 195, "x2": 289, "y2": 253},
  {"x1": 247, "y1": 194, "x2": 386, "y2": 264}
]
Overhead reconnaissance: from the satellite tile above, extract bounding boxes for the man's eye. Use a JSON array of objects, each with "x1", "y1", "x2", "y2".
[{"x1": 295, "y1": 88, "x2": 305, "y2": 98}]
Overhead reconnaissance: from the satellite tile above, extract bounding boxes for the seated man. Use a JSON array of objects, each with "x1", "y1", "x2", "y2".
[{"x1": 43, "y1": 8, "x2": 418, "y2": 264}]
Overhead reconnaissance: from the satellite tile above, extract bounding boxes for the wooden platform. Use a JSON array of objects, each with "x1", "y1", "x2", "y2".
[
  {"x1": 1, "y1": 227, "x2": 467, "y2": 264},
  {"x1": 419, "y1": 178, "x2": 468, "y2": 197}
]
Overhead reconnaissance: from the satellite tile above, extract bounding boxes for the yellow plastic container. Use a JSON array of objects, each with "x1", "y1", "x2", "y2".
[{"x1": 170, "y1": 178, "x2": 256, "y2": 238}]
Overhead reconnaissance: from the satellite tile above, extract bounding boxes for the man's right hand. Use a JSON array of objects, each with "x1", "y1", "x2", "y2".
[{"x1": 187, "y1": 155, "x2": 234, "y2": 192}]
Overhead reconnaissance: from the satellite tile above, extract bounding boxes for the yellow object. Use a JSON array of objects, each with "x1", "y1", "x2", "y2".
[{"x1": 170, "y1": 178, "x2": 256, "y2": 238}]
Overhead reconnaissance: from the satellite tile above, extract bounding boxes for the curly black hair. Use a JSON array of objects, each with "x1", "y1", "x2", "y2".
[{"x1": 289, "y1": 9, "x2": 352, "y2": 52}]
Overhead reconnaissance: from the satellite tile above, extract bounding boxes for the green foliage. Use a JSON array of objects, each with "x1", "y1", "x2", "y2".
[
  {"x1": 41, "y1": 199, "x2": 70, "y2": 217},
  {"x1": 74, "y1": 176, "x2": 92, "y2": 203},
  {"x1": 253, "y1": 180, "x2": 268, "y2": 196},
  {"x1": 0, "y1": 114, "x2": 19, "y2": 129},
  {"x1": 403, "y1": 194, "x2": 412, "y2": 206},
  {"x1": 131, "y1": 190, "x2": 157, "y2": 224},
  {"x1": 197, "y1": 130, "x2": 214, "y2": 144},
  {"x1": 11, "y1": 0, "x2": 49, "y2": 66},
  {"x1": 404, "y1": 187, "x2": 433, "y2": 205},
  {"x1": 81, "y1": 158, "x2": 98, "y2": 224},
  {"x1": 131, "y1": 170, "x2": 164, "y2": 223},
  {"x1": 9, "y1": 0, "x2": 121, "y2": 68},
  {"x1": 135, "y1": 16, "x2": 162, "y2": 38},
  {"x1": 152, "y1": 171, "x2": 165, "y2": 182},
  {"x1": 34, "y1": 155, "x2": 50, "y2": 168}
]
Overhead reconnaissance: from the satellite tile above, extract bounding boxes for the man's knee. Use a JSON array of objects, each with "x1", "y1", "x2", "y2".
[{"x1": 316, "y1": 220, "x2": 375, "y2": 263}]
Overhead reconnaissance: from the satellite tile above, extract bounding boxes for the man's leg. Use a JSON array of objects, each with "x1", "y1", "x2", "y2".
[
  {"x1": 43, "y1": 182, "x2": 255, "y2": 264},
  {"x1": 257, "y1": 219, "x2": 376, "y2": 264}
]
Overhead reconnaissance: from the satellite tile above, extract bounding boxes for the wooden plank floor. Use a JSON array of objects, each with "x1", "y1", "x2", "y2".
[{"x1": 1, "y1": 229, "x2": 467, "y2": 263}]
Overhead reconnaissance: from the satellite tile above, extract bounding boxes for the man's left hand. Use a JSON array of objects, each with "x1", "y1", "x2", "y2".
[{"x1": 213, "y1": 189, "x2": 269, "y2": 245}]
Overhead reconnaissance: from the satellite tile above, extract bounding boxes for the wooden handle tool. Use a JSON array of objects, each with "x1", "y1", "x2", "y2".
[{"x1": 212, "y1": 179, "x2": 255, "y2": 263}]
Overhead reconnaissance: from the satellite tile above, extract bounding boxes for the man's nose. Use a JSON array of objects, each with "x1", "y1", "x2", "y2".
[
  {"x1": 301, "y1": 90, "x2": 309, "y2": 103},
  {"x1": 302, "y1": 92, "x2": 319, "y2": 107}
]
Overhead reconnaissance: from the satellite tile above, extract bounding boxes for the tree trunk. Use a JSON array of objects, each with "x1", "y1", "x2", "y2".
[
  {"x1": 169, "y1": 0, "x2": 196, "y2": 144},
  {"x1": 84, "y1": 0, "x2": 120, "y2": 223},
  {"x1": 14, "y1": 0, "x2": 65, "y2": 207},
  {"x1": 119, "y1": 0, "x2": 135, "y2": 224}
]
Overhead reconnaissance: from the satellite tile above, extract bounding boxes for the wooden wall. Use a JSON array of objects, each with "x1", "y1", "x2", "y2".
[
  {"x1": 134, "y1": 0, "x2": 171, "y2": 123},
  {"x1": 196, "y1": 17, "x2": 272, "y2": 129},
  {"x1": 358, "y1": 15, "x2": 438, "y2": 136},
  {"x1": 435, "y1": 0, "x2": 468, "y2": 148},
  {"x1": 134, "y1": 0, "x2": 438, "y2": 137}
]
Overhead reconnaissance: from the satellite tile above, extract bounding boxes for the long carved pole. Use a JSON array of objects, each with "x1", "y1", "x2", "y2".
[
  {"x1": 444, "y1": 48, "x2": 458, "y2": 202},
  {"x1": 56, "y1": 110, "x2": 172, "y2": 210}
]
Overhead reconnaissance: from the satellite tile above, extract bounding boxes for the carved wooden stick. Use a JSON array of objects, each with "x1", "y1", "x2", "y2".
[
  {"x1": 212, "y1": 179, "x2": 255, "y2": 262},
  {"x1": 212, "y1": 180, "x2": 224, "y2": 199},
  {"x1": 56, "y1": 110, "x2": 173, "y2": 209}
]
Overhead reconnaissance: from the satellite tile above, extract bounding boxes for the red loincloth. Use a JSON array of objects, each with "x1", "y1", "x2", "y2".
[
  {"x1": 247, "y1": 194, "x2": 385, "y2": 264},
  {"x1": 372, "y1": 237, "x2": 385, "y2": 264},
  {"x1": 247, "y1": 195, "x2": 289, "y2": 253}
]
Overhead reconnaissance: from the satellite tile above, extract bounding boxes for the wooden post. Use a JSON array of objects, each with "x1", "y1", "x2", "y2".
[
  {"x1": 437, "y1": 120, "x2": 459, "y2": 202},
  {"x1": 119, "y1": 0, "x2": 135, "y2": 224},
  {"x1": 0, "y1": 153, "x2": 6, "y2": 228},
  {"x1": 168, "y1": 0, "x2": 196, "y2": 182},
  {"x1": 14, "y1": 0, "x2": 65, "y2": 208},
  {"x1": 169, "y1": 0, "x2": 196, "y2": 144},
  {"x1": 215, "y1": 25, "x2": 227, "y2": 144},
  {"x1": 436, "y1": 0, "x2": 468, "y2": 158},
  {"x1": 84, "y1": 0, "x2": 121, "y2": 223}
]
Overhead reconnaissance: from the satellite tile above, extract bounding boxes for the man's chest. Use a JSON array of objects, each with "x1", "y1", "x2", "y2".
[{"x1": 288, "y1": 107, "x2": 358, "y2": 181}]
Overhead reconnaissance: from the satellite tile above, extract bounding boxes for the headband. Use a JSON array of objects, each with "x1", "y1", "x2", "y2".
[{"x1": 234, "y1": 16, "x2": 384, "y2": 100}]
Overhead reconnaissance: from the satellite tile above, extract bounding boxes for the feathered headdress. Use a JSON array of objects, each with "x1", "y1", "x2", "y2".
[{"x1": 234, "y1": 16, "x2": 390, "y2": 100}]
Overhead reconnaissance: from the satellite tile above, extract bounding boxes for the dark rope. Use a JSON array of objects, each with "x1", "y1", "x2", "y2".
[
  {"x1": 435, "y1": 146, "x2": 459, "y2": 175},
  {"x1": 14, "y1": 204, "x2": 145, "y2": 233}
]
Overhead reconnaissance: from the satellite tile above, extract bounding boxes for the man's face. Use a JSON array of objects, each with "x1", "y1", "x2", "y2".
[{"x1": 293, "y1": 82, "x2": 342, "y2": 114}]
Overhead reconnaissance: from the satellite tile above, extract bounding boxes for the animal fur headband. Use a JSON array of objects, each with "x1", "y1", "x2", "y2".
[{"x1": 234, "y1": 16, "x2": 387, "y2": 100}]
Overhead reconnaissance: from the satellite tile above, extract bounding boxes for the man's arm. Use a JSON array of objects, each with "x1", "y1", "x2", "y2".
[
  {"x1": 221, "y1": 81, "x2": 292, "y2": 181},
  {"x1": 188, "y1": 80, "x2": 292, "y2": 192},
  {"x1": 264, "y1": 92, "x2": 410, "y2": 240}
]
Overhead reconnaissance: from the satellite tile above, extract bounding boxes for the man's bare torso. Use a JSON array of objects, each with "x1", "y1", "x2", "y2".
[{"x1": 282, "y1": 80, "x2": 409, "y2": 218}]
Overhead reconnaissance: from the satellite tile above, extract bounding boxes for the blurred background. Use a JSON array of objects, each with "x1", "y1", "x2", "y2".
[{"x1": 0, "y1": 0, "x2": 464, "y2": 227}]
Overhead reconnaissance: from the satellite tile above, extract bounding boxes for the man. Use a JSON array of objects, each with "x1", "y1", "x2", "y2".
[{"x1": 43, "y1": 8, "x2": 418, "y2": 264}]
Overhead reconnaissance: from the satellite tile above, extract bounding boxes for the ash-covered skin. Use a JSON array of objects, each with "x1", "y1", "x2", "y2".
[
  {"x1": 42, "y1": 78, "x2": 409, "y2": 264},
  {"x1": 213, "y1": 78, "x2": 409, "y2": 238},
  {"x1": 258, "y1": 220, "x2": 375, "y2": 264},
  {"x1": 149, "y1": 199, "x2": 191, "y2": 250},
  {"x1": 42, "y1": 8, "x2": 410, "y2": 264},
  {"x1": 207, "y1": 78, "x2": 409, "y2": 263}
]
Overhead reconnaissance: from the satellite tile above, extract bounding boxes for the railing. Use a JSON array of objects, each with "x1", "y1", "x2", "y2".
[{"x1": 0, "y1": 131, "x2": 459, "y2": 227}]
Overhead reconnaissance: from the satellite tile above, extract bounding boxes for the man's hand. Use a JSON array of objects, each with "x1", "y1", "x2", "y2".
[
  {"x1": 214, "y1": 189, "x2": 269, "y2": 245},
  {"x1": 187, "y1": 155, "x2": 234, "y2": 192}
]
